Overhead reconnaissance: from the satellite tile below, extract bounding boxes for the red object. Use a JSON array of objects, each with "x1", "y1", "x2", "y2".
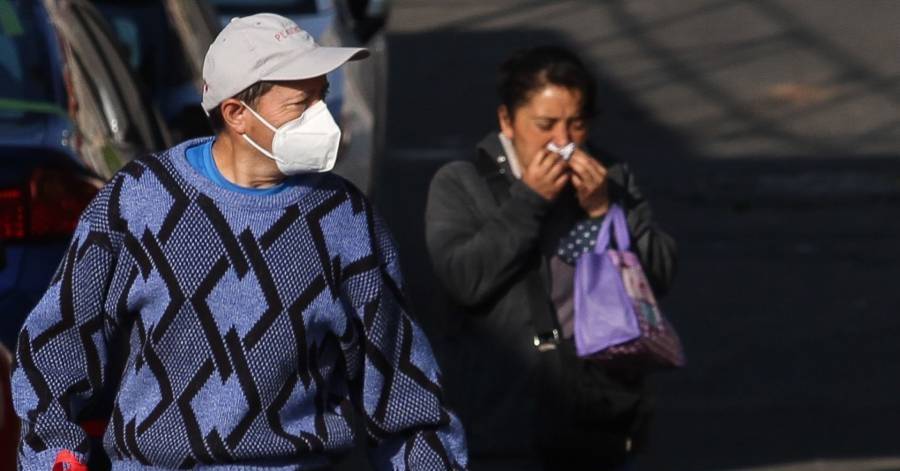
[
  {"x1": 80, "y1": 419, "x2": 107, "y2": 439},
  {"x1": 0, "y1": 187, "x2": 26, "y2": 240},
  {"x1": 0, "y1": 167, "x2": 97, "y2": 241},
  {"x1": 52, "y1": 450, "x2": 88, "y2": 471}
]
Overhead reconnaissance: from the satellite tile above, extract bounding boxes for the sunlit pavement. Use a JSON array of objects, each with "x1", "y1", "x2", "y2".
[{"x1": 724, "y1": 457, "x2": 900, "y2": 471}]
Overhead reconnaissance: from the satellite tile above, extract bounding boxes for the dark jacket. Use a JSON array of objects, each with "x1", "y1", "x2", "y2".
[{"x1": 423, "y1": 133, "x2": 677, "y2": 463}]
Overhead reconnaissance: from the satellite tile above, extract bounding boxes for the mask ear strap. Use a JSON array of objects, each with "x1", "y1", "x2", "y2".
[
  {"x1": 238, "y1": 100, "x2": 280, "y2": 161},
  {"x1": 239, "y1": 100, "x2": 278, "y2": 133},
  {"x1": 241, "y1": 133, "x2": 278, "y2": 161}
]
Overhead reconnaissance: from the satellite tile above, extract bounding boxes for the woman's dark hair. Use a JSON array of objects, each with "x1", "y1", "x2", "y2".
[{"x1": 497, "y1": 45, "x2": 597, "y2": 119}]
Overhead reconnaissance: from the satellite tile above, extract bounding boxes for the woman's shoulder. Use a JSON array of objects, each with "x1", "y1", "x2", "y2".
[
  {"x1": 431, "y1": 159, "x2": 487, "y2": 189},
  {"x1": 435, "y1": 159, "x2": 479, "y2": 178},
  {"x1": 428, "y1": 158, "x2": 501, "y2": 209}
]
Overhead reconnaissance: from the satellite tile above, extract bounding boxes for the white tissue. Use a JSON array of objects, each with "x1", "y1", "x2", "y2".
[{"x1": 546, "y1": 142, "x2": 576, "y2": 161}]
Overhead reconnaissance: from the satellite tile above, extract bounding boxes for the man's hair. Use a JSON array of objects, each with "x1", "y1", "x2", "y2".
[
  {"x1": 207, "y1": 81, "x2": 276, "y2": 134},
  {"x1": 497, "y1": 45, "x2": 597, "y2": 119},
  {"x1": 207, "y1": 79, "x2": 331, "y2": 133}
]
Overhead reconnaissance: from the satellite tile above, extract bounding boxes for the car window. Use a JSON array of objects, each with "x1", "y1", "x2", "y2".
[
  {"x1": 52, "y1": 13, "x2": 131, "y2": 179},
  {"x1": 164, "y1": 0, "x2": 219, "y2": 88},
  {"x1": 0, "y1": 0, "x2": 59, "y2": 124},
  {"x1": 72, "y1": 2, "x2": 167, "y2": 151},
  {"x1": 45, "y1": 0, "x2": 167, "y2": 178},
  {"x1": 52, "y1": 4, "x2": 131, "y2": 142},
  {"x1": 67, "y1": 36, "x2": 134, "y2": 178},
  {"x1": 94, "y1": 2, "x2": 194, "y2": 91}
]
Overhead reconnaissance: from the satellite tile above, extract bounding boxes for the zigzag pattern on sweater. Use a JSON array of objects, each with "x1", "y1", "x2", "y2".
[{"x1": 13, "y1": 140, "x2": 466, "y2": 470}]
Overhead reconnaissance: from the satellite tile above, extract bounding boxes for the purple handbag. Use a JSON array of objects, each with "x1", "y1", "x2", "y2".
[{"x1": 574, "y1": 205, "x2": 686, "y2": 369}]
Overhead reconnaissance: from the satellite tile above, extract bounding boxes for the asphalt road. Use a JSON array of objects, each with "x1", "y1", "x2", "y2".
[{"x1": 368, "y1": 1, "x2": 900, "y2": 470}]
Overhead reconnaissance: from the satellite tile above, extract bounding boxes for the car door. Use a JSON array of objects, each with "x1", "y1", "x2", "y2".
[
  {"x1": 44, "y1": 0, "x2": 169, "y2": 179},
  {"x1": 164, "y1": 0, "x2": 220, "y2": 88}
]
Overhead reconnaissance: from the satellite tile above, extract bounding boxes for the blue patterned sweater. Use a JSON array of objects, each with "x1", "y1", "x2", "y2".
[{"x1": 12, "y1": 138, "x2": 468, "y2": 470}]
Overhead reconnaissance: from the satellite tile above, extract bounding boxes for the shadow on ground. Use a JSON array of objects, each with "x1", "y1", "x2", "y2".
[{"x1": 352, "y1": 12, "x2": 900, "y2": 471}]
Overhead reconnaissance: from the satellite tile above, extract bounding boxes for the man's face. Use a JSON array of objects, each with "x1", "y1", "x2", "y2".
[
  {"x1": 498, "y1": 85, "x2": 588, "y2": 168},
  {"x1": 244, "y1": 76, "x2": 329, "y2": 150}
]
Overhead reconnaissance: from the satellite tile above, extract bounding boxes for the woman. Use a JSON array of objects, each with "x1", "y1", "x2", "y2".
[{"x1": 424, "y1": 46, "x2": 677, "y2": 470}]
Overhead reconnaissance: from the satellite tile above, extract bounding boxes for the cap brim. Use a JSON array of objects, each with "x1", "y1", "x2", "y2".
[{"x1": 263, "y1": 46, "x2": 369, "y2": 81}]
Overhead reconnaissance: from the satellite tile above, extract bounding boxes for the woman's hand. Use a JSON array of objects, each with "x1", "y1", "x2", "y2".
[
  {"x1": 522, "y1": 149, "x2": 569, "y2": 201},
  {"x1": 569, "y1": 149, "x2": 610, "y2": 217}
]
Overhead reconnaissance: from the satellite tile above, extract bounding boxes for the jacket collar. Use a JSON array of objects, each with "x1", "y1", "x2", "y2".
[{"x1": 475, "y1": 132, "x2": 517, "y2": 182}]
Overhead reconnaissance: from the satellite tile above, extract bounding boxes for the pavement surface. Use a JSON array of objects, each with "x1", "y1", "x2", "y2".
[{"x1": 364, "y1": 1, "x2": 900, "y2": 470}]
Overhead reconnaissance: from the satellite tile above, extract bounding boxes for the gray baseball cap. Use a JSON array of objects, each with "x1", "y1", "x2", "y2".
[{"x1": 201, "y1": 13, "x2": 369, "y2": 112}]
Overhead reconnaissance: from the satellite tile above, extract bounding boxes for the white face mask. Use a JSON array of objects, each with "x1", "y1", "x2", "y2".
[
  {"x1": 240, "y1": 100, "x2": 341, "y2": 175},
  {"x1": 546, "y1": 141, "x2": 576, "y2": 161}
]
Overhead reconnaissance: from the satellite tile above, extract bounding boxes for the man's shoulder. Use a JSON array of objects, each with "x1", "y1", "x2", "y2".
[
  {"x1": 298, "y1": 172, "x2": 375, "y2": 220},
  {"x1": 99, "y1": 152, "x2": 177, "y2": 204},
  {"x1": 82, "y1": 145, "x2": 190, "y2": 230},
  {"x1": 108, "y1": 142, "x2": 187, "y2": 189}
]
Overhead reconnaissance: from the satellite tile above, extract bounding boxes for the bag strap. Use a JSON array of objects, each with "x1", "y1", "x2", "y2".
[
  {"x1": 594, "y1": 204, "x2": 630, "y2": 253},
  {"x1": 473, "y1": 151, "x2": 560, "y2": 350}
]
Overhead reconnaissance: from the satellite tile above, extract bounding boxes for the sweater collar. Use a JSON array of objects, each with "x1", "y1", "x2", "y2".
[{"x1": 158, "y1": 137, "x2": 326, "y2": 211}]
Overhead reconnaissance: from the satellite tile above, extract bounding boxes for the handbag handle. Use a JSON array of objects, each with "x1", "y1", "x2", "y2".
[{"x1": 593, "y1": 204, "x2": 630, "y2": 253}]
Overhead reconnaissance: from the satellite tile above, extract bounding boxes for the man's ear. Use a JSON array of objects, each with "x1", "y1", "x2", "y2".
[
  {"x1": 220, "y1": 99, "x2": 248, "y2": 134},
  {"x1": 498, "y1": 105, "x2": 514, "y2": 139}
]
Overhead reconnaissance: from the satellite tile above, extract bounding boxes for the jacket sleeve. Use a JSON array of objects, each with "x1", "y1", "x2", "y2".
[
  {"x1": 339, "y1": 199, "x2": 468, "y2": 470},
  {"x1": 617, "y1": 163, "x2": 678, "y2": 296},
  {"x1": 425, "y1": 163, "x2": 551, "y2": 307},
  {"x1": 12, "y1": 197, "x2": 119, "y2": 470}
]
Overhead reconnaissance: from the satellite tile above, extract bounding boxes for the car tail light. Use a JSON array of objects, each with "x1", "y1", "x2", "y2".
[
  {"x1": 0, "y1": 168, "x2": 98, "y2": 242},
  {"x1": 0, "y1": 188, "x2": 26, "y2": 240}
]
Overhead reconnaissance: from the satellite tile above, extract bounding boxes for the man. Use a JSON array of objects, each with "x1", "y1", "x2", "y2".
[{"x1": 12, "y1": 14, "x2": 467, "y2": 471}]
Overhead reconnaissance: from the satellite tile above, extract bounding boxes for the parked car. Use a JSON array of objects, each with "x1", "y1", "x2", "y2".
[
  {"x1": 94, "y1": 0, "x2": 221, "y2": 142},
  {"x1": 0, "y1": 0, "x2": 170, "y2": 350},
  {"x1": 207, "y1": 0, "x2": 389, "y2": 194}
]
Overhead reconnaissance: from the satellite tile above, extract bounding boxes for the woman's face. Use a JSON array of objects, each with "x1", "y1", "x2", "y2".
[{"x1": 498, "y1": 84, "x2": 589, "y2": 167}]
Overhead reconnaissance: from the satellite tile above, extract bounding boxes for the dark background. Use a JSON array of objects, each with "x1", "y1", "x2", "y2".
[{"x1": 370, "y1": 1, "x2": 900, "y2": 470}]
